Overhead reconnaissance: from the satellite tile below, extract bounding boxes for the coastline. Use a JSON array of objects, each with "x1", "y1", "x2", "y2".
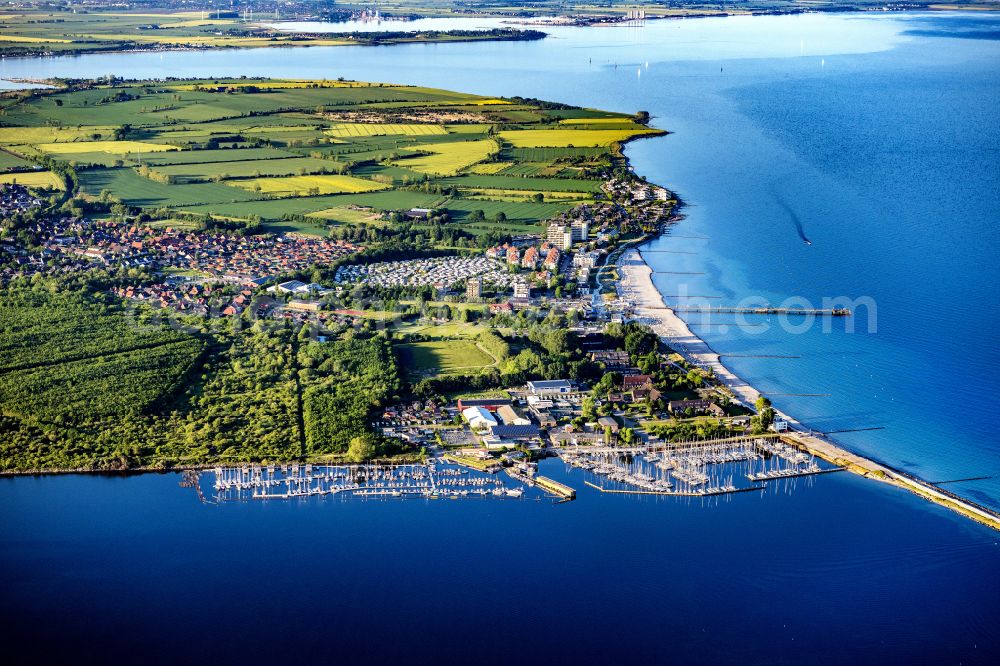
[{"x1": 618, "y1": 245, "x2": 1000, "y2": 531}]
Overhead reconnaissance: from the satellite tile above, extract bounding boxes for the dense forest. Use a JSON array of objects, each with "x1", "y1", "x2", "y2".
[{"x1": 0, "y1": 281, "x2": 401, "y2": 471}]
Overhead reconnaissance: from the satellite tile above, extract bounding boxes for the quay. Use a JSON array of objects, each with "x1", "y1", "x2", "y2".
[
  {"x1": 444, "y1": 453, "x2": 502, "y2": 473},
  {"x1": 536, "y1": 476, "x2": 576, "y2": 500}
]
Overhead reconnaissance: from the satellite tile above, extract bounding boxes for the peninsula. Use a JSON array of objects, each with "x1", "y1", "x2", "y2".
[
  {"x1": 0, "y1": 7, "x2": 544, "y2": 59},
  {"x1": 0, "y1": 76, "x2": 996, "y2": 531}
]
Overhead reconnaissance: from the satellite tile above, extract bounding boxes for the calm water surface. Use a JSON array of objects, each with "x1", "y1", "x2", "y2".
[
  {"x1": 1, "y1": 13, "x2": 998, "y2": 662},
  {"x1": 1, "y1": 465, "x2": 998, "y2": 664}
]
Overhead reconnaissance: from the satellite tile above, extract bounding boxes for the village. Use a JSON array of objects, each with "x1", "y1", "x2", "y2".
[
  {"x1": 0, "y1": 174, "x2": 779, "y2": 477},
  {"x1": 0, "y1": 171, "x2": 673, "y2": 325}
]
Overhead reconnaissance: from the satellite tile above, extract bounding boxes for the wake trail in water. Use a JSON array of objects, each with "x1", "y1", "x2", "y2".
[{"x1": 772, "y1": 190, "x2": 812, "y2": 245}]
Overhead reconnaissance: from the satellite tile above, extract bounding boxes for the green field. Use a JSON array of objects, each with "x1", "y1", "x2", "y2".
[
  {"x1": 0, "y1": 150, "x2": 34, "y2": 172},
  {"x1": 176, "y1": 191, "x2": 448, "y2": 220},
  {"x1": 78, "y1": 168, "x2": 261, "y2": 208},
  {"x1": 440, "y1": 175, "x2": 603, "y2": 192},
  {"x1": 138, "y1": 147, "x2": 301, "y2": 166},
  {"x1": 306, "y1": 206, "x2": 383, "y2": 224},
  {"x1": 149, "y1": 157, "x2": 342, "y2": 182},
  {"x1": 396, "y1": 339, "x2": 496, "y2": 376}
]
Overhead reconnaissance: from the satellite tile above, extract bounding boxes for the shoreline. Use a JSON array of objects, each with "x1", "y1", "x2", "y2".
[{"x1": 618, "y1": 246, "x2": 1000, "y2": 531}]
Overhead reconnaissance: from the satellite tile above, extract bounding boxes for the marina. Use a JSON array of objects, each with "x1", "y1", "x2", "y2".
[
  {"x1": 559, "y1": 437, "x2": 840, "y2": 496},
  {"x1": 211, "y1": 460, "x2": 529, "y2": 502}
]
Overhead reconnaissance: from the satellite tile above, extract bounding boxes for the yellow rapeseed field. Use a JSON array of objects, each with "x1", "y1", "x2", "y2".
[
  {"x1": 467, "y1": 162, "x2": 512, "y2": 174},
  {"x1": 559, "y1": 117, "x2": 636, "y2": 125},
  {"x1": 0, "y1": 127, "x2": 118, "y2": 144},
  {"x1": 0, "y1": 171, "x2": 63, "y2": 189},
  {"x1": 398, "y1": 139, "x2": 498, "y2": 176},
  {"x1": 36, "y1": 141, "x2": 179, "y2": 155},
  {"x1": 0, "y1": 35, "x2": 71, "y2": 43},
  {"x1": 230, "y1": 174, "x2": 391, "y2": 197},
  {"x1": 499, "y1": 128, "x2": 658, "y2": 147},
  {"x1": 326, "y1": 123, "x2": 448, "y2": 138}
]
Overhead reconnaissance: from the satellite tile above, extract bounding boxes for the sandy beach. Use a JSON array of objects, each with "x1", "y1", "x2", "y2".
[
  {"x1": 617, "y1": 247, "x2": 1000, "y2": 530},
  {"x1": 617, "y1": 248, "x2": 762, "y2": 409}
]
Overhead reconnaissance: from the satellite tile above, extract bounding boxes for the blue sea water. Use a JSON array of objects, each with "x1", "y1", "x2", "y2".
[
  {"x1": 1, "y1": 12, "x2": 999, "y2": 662},
  {"x1": 1, "y1": 465, "x2": 998, "y2": 664}
]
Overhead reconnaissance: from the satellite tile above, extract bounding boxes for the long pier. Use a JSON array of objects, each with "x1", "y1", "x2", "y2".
[{"x1": 648, "y1": 306, "x2": 851, "y2": 316}]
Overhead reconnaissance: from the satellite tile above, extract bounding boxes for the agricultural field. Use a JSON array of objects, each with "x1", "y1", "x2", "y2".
[
  {"x1": 0, "y1": 151, "x2": 33, "y2": 172},
  {"x1": 0, "y1": 78, "x2": 660, "y2": 227},
  {"x1": 137, "y1": 147, "x2": 300, "y2": 166},
  {"x1": 229, "y1": 174, "x2": 393, "y2": 197},
  {"x1": 440, "y1": 175, "x2": 603, "y2": 192},
  {"x1": 467, "y1": 162, "x2": 513, "y2": 174},
  {"x1": 175, "y1": 191, "x2": 448, "y2": 221},
  {"x1": 326, "y1": 124, "x2": 449, "y2": 138},
  {"x1": 151, "y1": 157, "x2": 345, "y2": 183},
  {"x1": 306, "y1": 206, "x2": 383, "y2": 225},
  {"x1": 0, "y1": 171, "x2": 63, "y2": 189},
  {"x1": 36, "y1": 141, "x2": 179, "y2": 156},
  {"x1": 0, "y1": 127, "x2": 118, "y2": 144},
  {"x1": 445, "y1": 199, "x2": 572, "y2": 225},
  {"x1": 396, "y1": 139, "x2": 500, "y2": 176},
  {"x1": 499, "y1": 128, "x2": 661, "y2": 148},
  {"x1": 78, "y1": 168, "x2": 262, "y2": 208},
  {"x1": 459, "y1": 188, "x2": 591, "y2": 203}
]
